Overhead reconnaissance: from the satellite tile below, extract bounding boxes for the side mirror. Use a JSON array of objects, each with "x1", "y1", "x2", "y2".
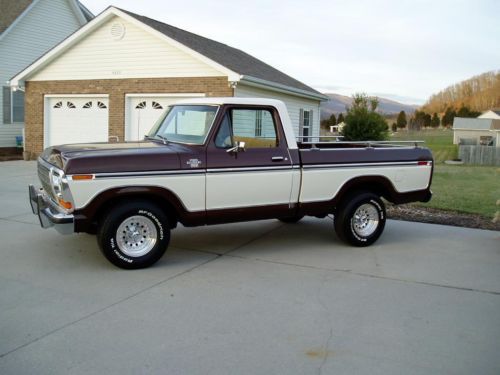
[{"x1": 226, "y1": 141, "x2": 246, "y2": 153}]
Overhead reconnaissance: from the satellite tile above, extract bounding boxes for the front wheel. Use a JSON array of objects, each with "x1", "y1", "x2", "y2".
[
  {"x1": 97, "y1": 201, "x2": 170, "y2": 269},
  {"x1": 334, "y1": 192, "x2": 386, "y2": 247}
]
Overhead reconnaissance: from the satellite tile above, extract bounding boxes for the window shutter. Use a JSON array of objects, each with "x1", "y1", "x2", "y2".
[
  {"x1": 309, "y1": 110, "x2": 313, "y2": 134},
  {"x1": 299, "y1": 109, "x2": 304, "y2": 137},
  {"x1": 3, "y1": 87, "x2": 11, "y2": 124}
]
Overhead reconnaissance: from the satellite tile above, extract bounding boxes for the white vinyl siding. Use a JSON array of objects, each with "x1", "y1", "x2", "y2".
[
  {"x1": 231, "y1": 109, "x2": 276, "y2": 139},
  {"x1": 234, "y1": 84, "x2": 321, "y2": 139},
  {"x1": 0, "y1": 0, "x2": 85, "y2": 146},
  {"x1": 30, "y1": 16, "x2": 224, "y2": 81}
]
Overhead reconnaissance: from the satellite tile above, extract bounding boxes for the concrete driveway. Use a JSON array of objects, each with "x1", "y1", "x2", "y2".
[{"x1": 1, "y1": 160, "x2": 499, "y2": 375}]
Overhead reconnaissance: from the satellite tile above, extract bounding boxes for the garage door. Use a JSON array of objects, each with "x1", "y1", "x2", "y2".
[
  {"x1": 45, "y1": 96, "x2": 109, "y2": 148},
  {"x1": 126, "y1": 95, "x2": 204, "y2": 141}
]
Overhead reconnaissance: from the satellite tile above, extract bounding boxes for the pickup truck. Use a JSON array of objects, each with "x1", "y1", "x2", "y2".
[{"x1": 29, "y1": 98, "x2": 433, "y2": 269}]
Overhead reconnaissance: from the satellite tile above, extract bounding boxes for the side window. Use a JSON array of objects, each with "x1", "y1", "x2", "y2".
[
  {"x1": 300, "y1": 109, "x2": 313, "y2": 139},
  {"x1": 232, "y1": 109, "x2": 277, "y2": 148}
]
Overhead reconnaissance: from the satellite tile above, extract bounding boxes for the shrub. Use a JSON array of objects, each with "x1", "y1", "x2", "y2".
[{"x1": 341, "y1": 94, "x2": 389, "y2": 141}]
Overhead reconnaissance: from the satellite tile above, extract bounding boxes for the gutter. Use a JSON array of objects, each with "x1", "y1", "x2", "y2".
[{"x1": 239, "y1": 75, "x2": 329, "y2": 102}]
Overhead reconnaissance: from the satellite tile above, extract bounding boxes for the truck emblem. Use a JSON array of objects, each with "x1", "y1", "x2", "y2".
[{"x1": 186, "y1": 158, "x2": 202, "y2": 168}]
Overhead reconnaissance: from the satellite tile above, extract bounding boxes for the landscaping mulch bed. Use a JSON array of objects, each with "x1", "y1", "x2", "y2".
[{"x1": 387, "y1": 205, "x2": 500, "y2": 231}]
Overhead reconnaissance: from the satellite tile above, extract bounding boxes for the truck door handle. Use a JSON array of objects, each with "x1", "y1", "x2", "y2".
[{"x1": 271, "y1": 156, "x2": 284, "y2": 162}]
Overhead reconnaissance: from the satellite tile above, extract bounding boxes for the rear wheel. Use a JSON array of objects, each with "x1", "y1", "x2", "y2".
[
  {"x1": 334, "y1": 192, "x2": 386, "y2": 246},
  {"x1": 97, "y1": 201, "x2": 170, "y2": 269}
]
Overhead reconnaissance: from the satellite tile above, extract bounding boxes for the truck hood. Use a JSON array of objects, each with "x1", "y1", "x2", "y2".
[{"x1": 41, "y1": 141, "x2": 194, "y2": 174}]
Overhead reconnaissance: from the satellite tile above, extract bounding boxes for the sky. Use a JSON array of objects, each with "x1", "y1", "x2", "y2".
[{"x1": 82, "y1": 0, "x2": 500, "y2": 104}]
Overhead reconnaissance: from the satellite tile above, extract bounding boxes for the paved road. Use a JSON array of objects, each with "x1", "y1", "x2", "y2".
[{"x1": 1, "y1": 161, "x2": 499, "y2": 374}]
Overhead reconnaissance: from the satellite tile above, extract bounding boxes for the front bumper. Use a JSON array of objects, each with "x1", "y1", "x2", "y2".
[{"x1": 28, "y1": 184, "x2": 74, "y2": 234}]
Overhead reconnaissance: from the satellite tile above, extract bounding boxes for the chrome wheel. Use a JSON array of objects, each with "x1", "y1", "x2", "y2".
[
  {"x1": 351, "y1": 203, "x2": 379, "y2": 237},
  {"x1": 116, "y1": 215, "x2": 158, "y2": 257}
]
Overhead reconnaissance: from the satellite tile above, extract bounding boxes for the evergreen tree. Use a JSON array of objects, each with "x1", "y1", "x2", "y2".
[
  {"x1": 442, "y1": 107, "x2": 457, "y2": 128},
  {"x1": 430, "y1": 113, "x2": 440, "y2": 128},
  {"x1": 337, "y1": 113, "x2": 345, "y2": 124},
  {"x1": 328, "y1": 114, "x2": 337, "y2": 127},
  {"x1": 340, "y1": 94, "x2": 389, "y2": 141},
  {"x1": 423, "y1": 113, "x2": 432, "y2": 128},
  {"x1": 396, "y1": 110, "x2": 407, "y2": 129}
]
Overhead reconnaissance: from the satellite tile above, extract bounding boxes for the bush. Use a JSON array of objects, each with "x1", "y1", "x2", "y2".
[{"x1": 341, "y1": 94, "x2": 389, "y2": 141}]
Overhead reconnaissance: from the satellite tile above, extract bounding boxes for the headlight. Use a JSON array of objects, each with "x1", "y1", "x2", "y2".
[{"x1": 49, "y1": 168, "x2": 64, "y2": 197}]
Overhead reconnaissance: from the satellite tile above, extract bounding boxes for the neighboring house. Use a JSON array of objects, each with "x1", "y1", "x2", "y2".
[
  {"x1": 478, "y1": 109, "x2": 500, "y2": 120},
  {"x1": 453, "y1": 115, "x2": 500, "y2": 147},
  {"x1": 0, "y1": 0, "x2": 93, "y2": 150},
  {"x1": 9, "y1": 6, "x2": 327, "y2": 158}
]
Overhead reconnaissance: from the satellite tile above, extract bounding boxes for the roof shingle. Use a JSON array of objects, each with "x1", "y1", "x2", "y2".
[
  {"x1": 0, "y1": 0, "x2": 33, "y2": 34},
  {"x1": 120, "y1": 8, "x2": 323, "y2": 97}
]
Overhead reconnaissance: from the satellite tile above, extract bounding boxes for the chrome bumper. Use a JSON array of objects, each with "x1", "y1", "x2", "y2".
[{"x1": 28, "y1": 184, "x2": 74, "y2": 234}]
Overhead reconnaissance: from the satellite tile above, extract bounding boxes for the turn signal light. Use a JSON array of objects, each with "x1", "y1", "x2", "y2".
[
  {"x1": 72, "y1": 174, "x2": 94, "y2": 180},
  {"x1": 58, "y1": 198, "x2": 73, "y2": 210}
]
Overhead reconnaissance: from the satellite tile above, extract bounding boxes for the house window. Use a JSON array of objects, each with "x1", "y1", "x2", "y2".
[
  {"x1": 300, "y1": 109, "x2": 313, "y2": 139},
  {"x1": 97, "y1": 101, "x2": 107, "y2": 109},
  {"x1": 135, "y1": 101, "x2": 146, "y2": 109},
  {"x1": 255, "y1": 110, "x2": 262, "y2": 137},
  {"x1": 53, "y1": 101, "x2": 63, "y2": 109},
  {"x1": 479, "y1": 136, "x2": 493, "y2": 146},
  {"x1": 67, "y1": 101, "x2": 76, "y2": 109},
  {"x1": 83, "y1": 101, "x2": 93, "y2": 109},
  {"x1": 2, "y1": 87, "x2": 25, "y2": 123}
]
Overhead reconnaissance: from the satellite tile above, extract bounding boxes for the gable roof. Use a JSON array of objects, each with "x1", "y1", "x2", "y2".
[
  {"x1": 9, "y1": 6, "x2": 325, "y2": 101},
  {"x1": 453, "y1": 117, "x2": 500, "y2": 131},
  {"x1": 0, "y1": 0, "x2": 93, "y2": 37},
  {"x1": 0, "y1": 0, "x2": 33, "y2": 34},
  {"x1": 119, "y1": 8, "x2": 324, "y2": 99}
]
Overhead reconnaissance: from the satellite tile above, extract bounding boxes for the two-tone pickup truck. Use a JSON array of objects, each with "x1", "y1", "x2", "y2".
[{"x1": 29, "y1": 98, "x2": 433, "y2": 269}]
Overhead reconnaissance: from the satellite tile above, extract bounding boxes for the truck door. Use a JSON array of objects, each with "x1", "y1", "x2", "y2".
[{"x1": 205, "y1": 105, "x2": 294, "y2": 217}]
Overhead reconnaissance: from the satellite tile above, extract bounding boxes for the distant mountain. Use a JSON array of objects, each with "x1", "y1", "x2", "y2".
[{"x1": 320, "y1": 93, "x2": 418, "y2": 120}]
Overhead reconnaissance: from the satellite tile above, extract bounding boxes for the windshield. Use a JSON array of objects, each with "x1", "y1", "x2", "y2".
[{"x1": 148, "y1": 105, "x2": 218, "y2": 145}]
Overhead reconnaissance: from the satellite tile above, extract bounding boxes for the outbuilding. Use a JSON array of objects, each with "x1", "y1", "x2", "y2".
[{"x1": 10, "y1": 6, "x2": 327, "y2": 158}]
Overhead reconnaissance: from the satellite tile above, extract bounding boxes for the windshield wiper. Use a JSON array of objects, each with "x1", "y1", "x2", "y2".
[
  {"x1": 144, "y1": 134, "x2": 168, "y2": 145},
  {"x1": 155, "y1": 134, "x2": 168, "y2": 145}
]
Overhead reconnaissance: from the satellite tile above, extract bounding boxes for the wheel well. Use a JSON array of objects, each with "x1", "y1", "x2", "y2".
[
  {"x1": 333, "y1": 176, "x2": 396, "y2": 208},
  {"x1": 87, "y1": 193, "x2": 179, "y2": 233}
]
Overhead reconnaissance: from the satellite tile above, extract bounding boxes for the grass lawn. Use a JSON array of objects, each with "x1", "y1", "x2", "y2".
[
  {"x1": 391, "y1": 128, "x2": 458, "y2": 163},
  {"x1": 420, "y1": 164, "x2": 500, "y2": 219},
  {"x1": 390, "y1": 129, "x2": 499, "y2": 219}
]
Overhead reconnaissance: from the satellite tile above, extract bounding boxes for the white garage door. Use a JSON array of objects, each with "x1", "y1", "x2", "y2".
[
  {"x1": 45, "y1": 96, "x2": 109, "y2": 148},
  {"x1": 126, "y1": 95, "x2": 204, "y2": 141}
]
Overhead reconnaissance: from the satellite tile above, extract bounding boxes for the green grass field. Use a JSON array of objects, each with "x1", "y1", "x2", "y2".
[
  {"x1": 391, "y1": 129, "x2": 458, "y2": 163},
  {"x1": 391, "y1": 129, "x2": 499, "y2": 219},
  {"x1": 421, "y1": 164, "x2": 500, "y2": 218}
]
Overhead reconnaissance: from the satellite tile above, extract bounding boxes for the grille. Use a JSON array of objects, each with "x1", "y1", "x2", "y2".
[{"x1": 37, "y1": 161, "x2": 56, "y2": 201}]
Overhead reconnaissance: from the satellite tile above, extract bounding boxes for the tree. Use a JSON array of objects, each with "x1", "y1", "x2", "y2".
[
  {"x1": 430, "y1": 113, "x2": 440, "y2": 128},
  {"x1": 391, "y1": 122, "x2": 398, "y2": 132},
  {"x1": 396, "y1": 110, "x2": 407, "y2": 129},
  {"x1": 423, "y1": 113, "x2": 432, "y2": 128},
  {"x1": 457, "y1": 104, "x2": 481, "y2": 118},
  {"x1": 337, "y1": 113, "x2": 345, "y2": 124},
  {"x1": 442, "y1": 107, "x2": 457, "y2": 128},
  {"x1": 328, "y1": 114, "x2": 337, "y2": 127},
  {"x1": 340, "y1": 93, "x2": 389, "y2": 141}
]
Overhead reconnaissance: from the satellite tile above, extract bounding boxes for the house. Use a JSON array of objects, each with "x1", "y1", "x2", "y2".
[
  {"x1": 478, "y1": 109, "x2": 500, "y2": 120},
  {"x1": 9, "y1": 7, "x2": 328, "y2": 158},
  {"x1": 0, "y1": 0, "x2": 93, "y2": 151},
  {"x1": 453, "y1": 114, "x2": 500, "y2": 147}
]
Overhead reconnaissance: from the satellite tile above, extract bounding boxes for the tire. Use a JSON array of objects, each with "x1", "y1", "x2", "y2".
[
  {"x1": 279, "y1": 215, "x2": 304, "y2": 224},
  {"x1": 97, "y1": 200, "x2": 170, "y2": 269},
  {"x1": 334, "y1": 192, "x2": 386, "y2": 247}
]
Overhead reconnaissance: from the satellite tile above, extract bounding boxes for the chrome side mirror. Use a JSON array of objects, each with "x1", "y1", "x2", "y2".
[{"x1": 226, "y1": 141, "x2": 246, "y2": 153}]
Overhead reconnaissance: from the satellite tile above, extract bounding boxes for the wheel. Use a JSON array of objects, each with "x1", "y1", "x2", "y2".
[
  {"x1": 334, "y1": 192, "x2": 386, "y2": 247},
  {"x1": 279, "y1": 215, "x2": 304, "y2": 224},
  {"x1": 97, "y1": 200, "x2": 170, "y2": 269}
]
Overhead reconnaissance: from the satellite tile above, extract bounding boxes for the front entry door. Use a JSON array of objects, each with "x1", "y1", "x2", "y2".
[{"x1": 206, "y1": 106, "x2": 294, "y2": 217}]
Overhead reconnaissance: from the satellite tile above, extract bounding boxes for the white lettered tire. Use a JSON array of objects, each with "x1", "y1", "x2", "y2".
[
  {"x1": 97, "y1": 201, "x2": 170, "y2": 269},
  {"x1": 334, "y1": 192, "x2": 386, "y2": 247}
]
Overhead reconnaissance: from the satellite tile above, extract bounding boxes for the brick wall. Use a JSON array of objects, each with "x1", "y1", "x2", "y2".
[{"x1": 25, "y1": 76, "x2": 233, "y2": 158}]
